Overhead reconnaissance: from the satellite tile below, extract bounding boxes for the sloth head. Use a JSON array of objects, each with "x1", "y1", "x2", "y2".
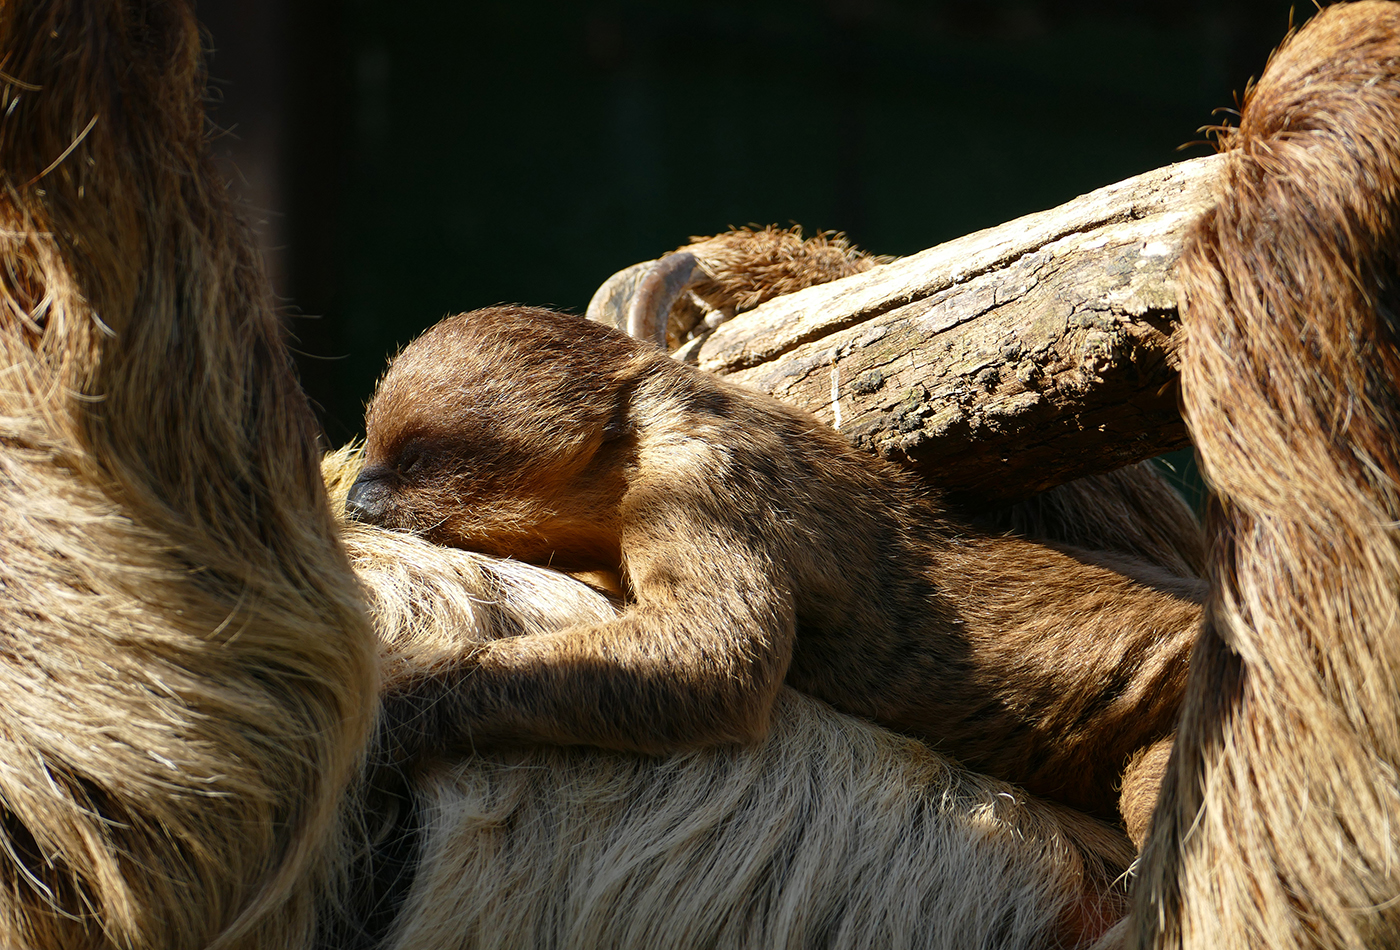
[{"x1": 349, "y1": 305, "x2": 649, "y2": 570}]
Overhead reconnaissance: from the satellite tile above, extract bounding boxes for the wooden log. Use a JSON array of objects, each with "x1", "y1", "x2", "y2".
[{"x1": 674, "y1": 155, "x2": 1222, "y2": 505}]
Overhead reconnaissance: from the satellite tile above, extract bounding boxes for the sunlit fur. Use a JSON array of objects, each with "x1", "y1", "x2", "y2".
[
  {"x1": 328, "y1": 445, "x2": 1138, "y2": 950},
  {"x1": 0, "y1": 2, "x2": 377, "y2": 947},
  {"x1": 11, "y1": 1, "x2": 1399, "y2": 948},
  {"x1": 1126, "y1": 2, "x2": 1400, "y2": 947},
  {"x1": 0, "y1": 1, "x2": 1144, "y2": 942},
  {"x1": 354, "y1": 306, "x2": 1202, "y2": 831}
]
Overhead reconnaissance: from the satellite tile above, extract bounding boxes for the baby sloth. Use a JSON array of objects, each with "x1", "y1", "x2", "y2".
[{"x1": 349, "y1": 304, "x2": 1201, "y2": 829}]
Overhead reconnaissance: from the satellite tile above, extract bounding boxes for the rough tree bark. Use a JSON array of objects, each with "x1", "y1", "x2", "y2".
[{"x1": 669, "y1": 155, "x2": 1222, "y2": 506}]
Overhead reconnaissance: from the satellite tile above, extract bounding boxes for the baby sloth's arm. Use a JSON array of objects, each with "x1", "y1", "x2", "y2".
[
  {"x1": 377, "y1": 507, "x2": 797, "y2": 762},
  {"x1": 353, "y1": 304, "x2": 813, "y2": 763}
]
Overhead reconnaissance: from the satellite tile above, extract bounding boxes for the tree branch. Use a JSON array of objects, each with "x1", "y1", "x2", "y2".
[{"x1": 676, "y1": 155, "x2": 1222, "y2": 505}]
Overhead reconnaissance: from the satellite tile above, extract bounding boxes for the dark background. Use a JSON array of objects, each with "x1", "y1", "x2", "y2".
[{"x1": 198, "y1": 0, "x2": 1298, "y2": 448}]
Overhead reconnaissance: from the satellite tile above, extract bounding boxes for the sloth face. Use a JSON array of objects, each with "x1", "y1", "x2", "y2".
[{"x1": 349, "y1": 305, "x2": 641, "y2": 571}]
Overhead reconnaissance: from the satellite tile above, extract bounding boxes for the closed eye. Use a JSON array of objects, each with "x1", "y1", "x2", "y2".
[{"x1": 396, "y1": 444, "x2": 429, "y2": 478}]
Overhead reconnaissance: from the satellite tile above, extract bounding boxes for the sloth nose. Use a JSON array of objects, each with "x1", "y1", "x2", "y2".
[{"x1": 345, "y1": 473, "x2": 388, "y2": 524}]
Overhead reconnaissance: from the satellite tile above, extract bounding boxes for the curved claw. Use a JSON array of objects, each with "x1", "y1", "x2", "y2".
[
  {"x1": 585, "y1": 259, "x2": 655, "y2": 333},
  {"x1": 625, "y1": 251, "x2": 700, "y2": 349},
  {"x1": 586, "y1": 252, "x2": 703, "y2": 350}
]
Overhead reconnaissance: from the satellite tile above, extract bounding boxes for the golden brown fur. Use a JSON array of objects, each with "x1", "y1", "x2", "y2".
[
  {"x1": 684, "y1": 225, "x2": 889, "y2": 314},
  {"x1": 1125, "y1": 1, "x2": 1400, "y2": 950},
  {"x1": 0, "y1": 3, "x2": 1147, "y2": 947},
  {"x1": 327, "y1": 447, "x2": 1139, "y2": 949},
  {"x1": 1125, "y1": 2, "x2": 1400, "y2": 947},
  {"x1": 351, "y1": 306, "x2": 1203, "y2": 825},
  {"x1": 0, "y1": 2, "x2": 378, "y2": 947},
  {"x1": 626, "y1": 226, "x2": 891, "y2": 350},
  {"x1": 15, "y1": 1, "x2": 1400, "y2": 947}
]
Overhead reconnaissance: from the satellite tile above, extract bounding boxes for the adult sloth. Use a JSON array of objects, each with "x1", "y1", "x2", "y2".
[{"x1": 0, "y1": 2, "x2": 1134, "y2": 949}]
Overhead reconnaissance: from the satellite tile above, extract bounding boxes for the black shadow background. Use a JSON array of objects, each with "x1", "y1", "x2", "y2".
[{"x1": 199, "y1": 0, "x2": 1294, "y2": 483}]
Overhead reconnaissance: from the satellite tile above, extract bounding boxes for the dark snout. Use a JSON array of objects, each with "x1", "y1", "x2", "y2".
[{"x1": 345, "y1": 468, "x2": 392, "y2": 524}]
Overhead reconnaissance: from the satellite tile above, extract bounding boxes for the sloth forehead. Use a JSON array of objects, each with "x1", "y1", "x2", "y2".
[
  {"x1": 387, "y1": 325, "x2": 614, "y2": 402},
  {"x1": 367, "y1": 364, "x2": 614, "y2": 475},
  {"x1": 366, "y1": 307, "x2": 657, "y2": 471}
]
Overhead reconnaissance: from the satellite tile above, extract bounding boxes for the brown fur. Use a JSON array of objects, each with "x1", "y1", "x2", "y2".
[
  {"x1": 327, "y1": 446, "x2": 1139, "y2": 950},
  {"x1": 641, "y1": 225, "x2": 891, "y2": 349},
  {"x1": 1123, "y1": 2, "x2": 1400, "y2": 947},
  {"x1": 978, "y1": 462, "x2": 1205, "y2": 581},
  {"x1": 0, "y1": 2, "x2": 378, "y2": 946},
  {"x1": 17, "y1": 1, "x2": 1400, "y2": 946},
  {"x1": 351, "y1": 305, "x2": 1203, "y2": 825},
  {"x1": 0, "y1": 3, "x2": 1148, "y2": 948},
  {"x1": 684, "y1": 225, "x2": 889, "y2": 314}
]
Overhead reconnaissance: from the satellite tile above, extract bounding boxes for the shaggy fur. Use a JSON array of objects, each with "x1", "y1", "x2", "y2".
[
  {"x1": 326, "y1": 446, "x2": 1139, "y2": 950},
  {"x1": 684, "y1": 225, "x2": 888, "y2": 313},
  {"x1": 0, "y1": 2, "x2": 378, "y2": 947},
  {"x1": 393, "y1": 694, "x2": 1133, "y2": 950},
  {"x1": 12, "y1": 1, "x2": 1399, "y2": 948},
  {"x1": 631, "y1": 226, "x2": 890, "y2": 350},
  {"x1": 1126, "y1": 2, "x2": 1400, "y2": 947},
  {"x1": 350, "y1": 306, "x2": 1203, "y2": 827},
  {"x1": 0, "y1": 3, "x2": 1146, "y2": 947}
]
